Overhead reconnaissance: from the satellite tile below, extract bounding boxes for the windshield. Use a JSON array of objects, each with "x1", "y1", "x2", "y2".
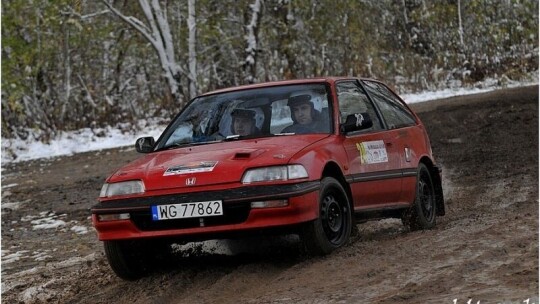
[{"x1": 156, "y1": 84, "x2": 332, "y2": 150}]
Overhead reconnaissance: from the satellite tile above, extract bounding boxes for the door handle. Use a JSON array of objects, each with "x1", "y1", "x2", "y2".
[{"x1": 405, "y1": 147, "x2": 412, "y2": 162}]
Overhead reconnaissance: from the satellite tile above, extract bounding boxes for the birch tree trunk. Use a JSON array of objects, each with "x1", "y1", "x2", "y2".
[
  {"x1": 103, "y1": 0, "x2": 185, "y2": 104},
  {"x1": 457, "y1": 0, "x2": 464, "y2": 47},
  {"x1": 401, "y1": 0, "x2": 411, "y2": 49},
  {"x1": 244, "y1": 0, "x2": 263, "y2": 84},
  {"x1": 188, "y1": 0, "x2": 198, "y2": 100},
  {"x1": 61, "y1": 20, "x2": 71, "y2": 121}
]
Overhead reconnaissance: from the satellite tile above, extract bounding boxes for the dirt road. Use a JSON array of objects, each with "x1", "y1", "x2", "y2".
[{"x1": 2, "y1": 85, "x2": 538, "y2": 303}]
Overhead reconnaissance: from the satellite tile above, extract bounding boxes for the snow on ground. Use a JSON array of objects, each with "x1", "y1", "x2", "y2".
[
  {"x1": 0, "y1": 211, "x2": 91, "y2": 271},
  {"x1": 1, "y1": 250, "x2": 29, "y2": 264},
  {"x1": 1, "y1": 253, "x2": 98, "y2": 299},
  {"x1": 70, "y1": 225, "x2": 88, "y2": 235},
  {"x1": 1, "y1": 123, "x2": 165, "y2": 164},
  {"x1": 1, "y1": 78, "x2": 537, "y2": 165},
  {"x1": 24, "y1": 212, "x2": 66, "y2": 230},
  {"x1": 401, "y1": 76, "x2": 538, "y2": 103},
  {"x1": 31, "y1": 216, "x2": 67, "y2": 230}
]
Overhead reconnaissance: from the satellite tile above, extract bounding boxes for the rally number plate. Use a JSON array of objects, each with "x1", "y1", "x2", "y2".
[{"x1": 151, "y1": 200, "x2": 223, "y2": 221}]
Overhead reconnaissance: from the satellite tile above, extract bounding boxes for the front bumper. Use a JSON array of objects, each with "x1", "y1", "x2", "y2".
[{"x1": 91, "y1": 181, "x2": 321, "y2": 241}]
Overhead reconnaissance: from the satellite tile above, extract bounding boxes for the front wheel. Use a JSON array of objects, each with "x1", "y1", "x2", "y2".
[
  {"x1": 402, "y1": 163, "x2": 437, "y2": 230},
  {"x1": 302, "y1": 177, "x2": 352, "y2": 255},
  {"x1": 104, "y1": 240, "x2": 155, "y2": 280}
]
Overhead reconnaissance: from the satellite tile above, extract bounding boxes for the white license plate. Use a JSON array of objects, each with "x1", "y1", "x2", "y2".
[{"x1": 151, "y1": 200, "x2": 223, "y2": 221}]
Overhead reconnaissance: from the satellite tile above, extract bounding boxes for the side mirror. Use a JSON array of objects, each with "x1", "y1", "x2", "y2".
[
  {"x1": 340, "y1": 113, "x2": 373, "y2": 133},
  {"x1": 135, "y1": 137, "x2": 155, "y2": 153}
]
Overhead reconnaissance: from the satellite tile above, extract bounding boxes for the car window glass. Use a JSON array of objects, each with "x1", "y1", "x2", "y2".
[
  {"x1": 157, "y1": 84, "x2": 332, "y2": 149},
  {"x1": 165, "y1": 122, "x2": 193, "y2": 146},
  {"x1": 336, "y1": 81, "x2": 382, "y2": 132},
  {"x1": 362, "y1": 81, "x2": 416, "y2": 129},
  {"x1": 270, "y1": 99, "x2": 293, "y2": 133}
]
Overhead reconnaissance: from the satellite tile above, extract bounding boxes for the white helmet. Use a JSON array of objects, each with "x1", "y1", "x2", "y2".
[{"x1": 220, "y1": 100, "x2": 265, "y2": 136}]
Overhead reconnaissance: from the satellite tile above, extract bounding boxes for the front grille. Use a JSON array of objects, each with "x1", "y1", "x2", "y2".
[{"x1": 130, "y1": 202, "x2": 251, "y2": 231}]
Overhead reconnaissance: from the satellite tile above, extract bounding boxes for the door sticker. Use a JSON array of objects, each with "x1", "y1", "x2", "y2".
[
  {"x1": 356, "y1": 140, "x2": 388, "y2": 164},
  {"x1": 164, "y1": 161, "x2": 218, "y2": 176}
]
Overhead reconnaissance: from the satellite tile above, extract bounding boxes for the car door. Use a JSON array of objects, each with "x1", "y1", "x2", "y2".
[
  {"x1": 336, "y1": 80, "x2": 402, "y2": 210},
  {"x1": 361, "y1": 80, "x2": 420, "y2": 205}
]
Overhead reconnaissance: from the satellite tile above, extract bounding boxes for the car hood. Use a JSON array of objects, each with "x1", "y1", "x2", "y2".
[{"x1": 108, "y1": 134, "x2": 329, "y2": 191}]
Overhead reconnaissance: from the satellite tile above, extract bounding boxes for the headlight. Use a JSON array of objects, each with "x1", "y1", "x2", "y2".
[
  {"x1": 242, "y1": 165, "x2": 308, "y2": 184},
  {"x1": 100, "y1": 180, "x2": 145, "y2": 198}
]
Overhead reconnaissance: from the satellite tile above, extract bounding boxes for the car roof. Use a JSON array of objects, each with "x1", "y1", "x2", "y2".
[{"x1": 198, "y1": 77, "x2": 374, "y2": 97}]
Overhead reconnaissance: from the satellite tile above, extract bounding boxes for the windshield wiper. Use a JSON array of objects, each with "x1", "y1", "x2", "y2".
[
  {"x1": 225, "y1": 134, "x2": 240, "y2": 140},
  {"x1": 157, "y1": 140, "x2": 221, "y2": 151},
  {"x1": 275, "y1": 132, "x2": 295, "y2": 136},
  {"x1": 155, "y1": 142, "x2": 190, "y2": 151}
]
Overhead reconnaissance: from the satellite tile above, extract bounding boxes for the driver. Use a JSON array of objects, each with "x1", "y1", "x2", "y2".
[
  {"x1": 231, "y1": 108, "x2": 260, "y2": 136},
  {"x1": 281, "y1": 93, "x2": 325, "y2": 134}
]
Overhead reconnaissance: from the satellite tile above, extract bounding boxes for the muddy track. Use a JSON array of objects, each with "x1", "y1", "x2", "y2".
[{"x1": 1, "y1": 85, "x2": 538, "y2": 303}]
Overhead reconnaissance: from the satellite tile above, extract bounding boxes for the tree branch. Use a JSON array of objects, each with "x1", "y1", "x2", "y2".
[
  {"x1": 60, "y1": 7, "x2": 110, "y2": 20},
  {"x1": 102, "y1": 0, "x2": 154, "y2": 44}
]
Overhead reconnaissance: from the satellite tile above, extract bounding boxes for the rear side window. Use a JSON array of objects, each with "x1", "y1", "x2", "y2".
[
  {"x1": 362, "y1": 81, "x2": 416, "y2": 129},
  {"x1": 336, "y1": 81, "x2": 383, "y2": 132}
]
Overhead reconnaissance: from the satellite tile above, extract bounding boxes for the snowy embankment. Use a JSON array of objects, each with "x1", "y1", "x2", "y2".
[
  {"x1": 2, "y1": 122, "x2": 166, "y2": 165},
  {"x1": 1, "y1": 77, "x2": 537, "y2": 165}
]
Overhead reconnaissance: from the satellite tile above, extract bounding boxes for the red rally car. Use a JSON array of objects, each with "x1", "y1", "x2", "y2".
[{"x1": 92, "y1": 77, "x2": 444, "y2": 280}]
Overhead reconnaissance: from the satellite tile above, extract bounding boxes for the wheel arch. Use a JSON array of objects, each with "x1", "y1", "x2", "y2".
[
  {"x1": 418, "y1": 156, "x2": 445, "y2": 216},
  {"x1": 321, "y1": 161, "x2": 353, "y2": 210}
]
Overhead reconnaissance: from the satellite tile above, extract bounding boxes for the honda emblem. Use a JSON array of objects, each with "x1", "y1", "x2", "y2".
[{"x1": 186, "y1": 177, "x2": 196, "y2": 186}]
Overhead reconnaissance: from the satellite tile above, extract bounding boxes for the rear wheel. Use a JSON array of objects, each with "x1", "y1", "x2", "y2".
[
  {"x1": 302, "y1": 177, "x2": 352, "y2": 255},
  {"x1": 402, "y1": 163, "x2": 436, "y2": 230}
]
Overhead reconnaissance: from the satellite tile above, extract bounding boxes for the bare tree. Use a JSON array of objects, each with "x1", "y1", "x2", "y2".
[
  {"x1": 457, "y1": 0, "x2": 464, "y2": 47},
  {"x1": 61, "y1": 18, "x2": 72, "y2": 121},
  {"x1": 243, "y1": 0, "x2": 263, "y2": 84},
  {"x1": 103, "y1": 0, "x2": 185, "y2": 104},
  {"x1": 187, "y1": 0, "x2": 198, "y2": 99}
]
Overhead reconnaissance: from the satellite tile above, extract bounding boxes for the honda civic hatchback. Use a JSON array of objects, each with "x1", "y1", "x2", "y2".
[{"x1": 92, "y1": 77, "x2": 444, "y2": 280}]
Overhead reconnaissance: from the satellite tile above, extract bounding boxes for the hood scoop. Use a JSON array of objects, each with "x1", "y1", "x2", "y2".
[
  {"x1": 234, "y1": 152, "x2": 251, "y2": 159},
  {"x1": 233, "y1": 149, "x2": 265, "y2": 160}
]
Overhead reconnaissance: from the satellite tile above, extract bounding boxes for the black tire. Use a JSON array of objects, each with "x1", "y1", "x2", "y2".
[
  {"x1": 403, "y1": 163, "x2": 437, "y2": 230},
  {"x1": 104, "y1": 240, "x2": 150, "y2": 281},
  {"x1": 302, "y1": 177, "x2": 352, "y2": 255}
]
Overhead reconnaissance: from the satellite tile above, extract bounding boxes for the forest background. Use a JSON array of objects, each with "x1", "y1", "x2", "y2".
[{"x1": 2, "y1": 0, "x2": 538, "y2": 143}]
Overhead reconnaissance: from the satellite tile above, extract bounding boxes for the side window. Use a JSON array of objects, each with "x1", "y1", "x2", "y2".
[
  {"x1": 362, "y1": 81, "x2": 416, "y2": 129},
  {"x1": 336, "y1": 81, "x2": 383, "y2": 132}
]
